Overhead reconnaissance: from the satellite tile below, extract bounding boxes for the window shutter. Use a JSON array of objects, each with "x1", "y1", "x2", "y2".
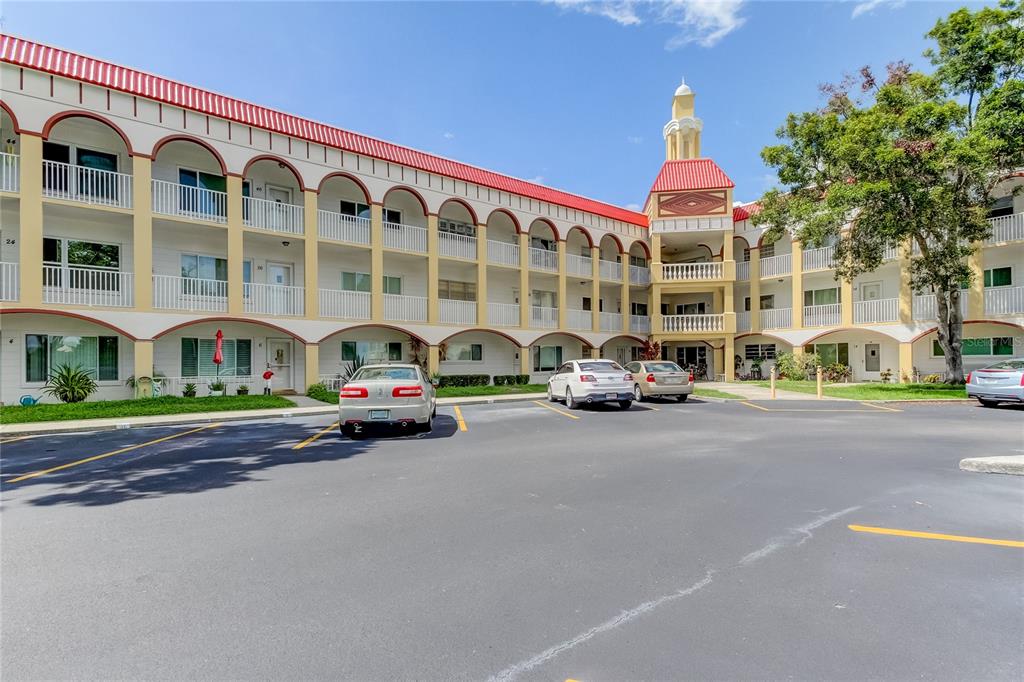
[
  {"x1": 181, "y1": 338, "x2": 199, "y2": 376},
  {"x1": 198, "y1": 338, "x2": 217, "y2": 376},
  {"x1": 236, "y1": 340, "x2": 252, "y2": 376}
]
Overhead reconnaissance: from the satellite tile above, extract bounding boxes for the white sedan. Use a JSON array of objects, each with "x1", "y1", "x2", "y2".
[{"x1": 547, "y1": 359, "x2": 634, "y2": 409}]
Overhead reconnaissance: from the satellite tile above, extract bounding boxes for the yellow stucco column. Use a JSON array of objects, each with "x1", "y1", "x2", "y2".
[
  {"x1": 304, "y1": 342, "x2": 319, "y2": 391},
  {"x1": 519, "y1": 346, "x2": 531, "y2": 377},
  {"x1": 427, "y1": 344, "x2": 440, "y2": 376},
  {"x1": 723, "y1": 231, "x2": 734, "y2": 262},
  {"x1": 841, "y1": 277, "x2": 854, "y2": 326},
  {"x1": 17, "y1": 134, "x2": 43, "y2": 306},
  {"x1": 620, "y1": 260, "x2": 630, "y2": 334},
  {"x1": 133, "y1": 339, "x2": 154, "y2": 397},
  {"x1": 713, "y1": 288, "x2": 723, "y2": 314},
  {"x1": 749, "y1": 246, "x2": 762, "y2": 332},
  {"x1": 132, "y1": 156, "x2": 153, "y2": 312},
  {"x1": 427, "y1": 214, "x2": 439, "y2": 324},
  {"x1": 557, "y1": 239, "x2": 567, "y2": 330},
  {"x1": 791, "y1": 239, "x2": 804, "y2": 329},
  {"x1": 518, "y1": 231, "x2": 530, "y2": 328},
  {"x1": 370, "y1": 203, "x2": 384, "y2": 321},
  {"x1": 476, "y1": 223, "x2": 487, "y2": 326},
  {"x1": 226, "y1": 175, "x2": 245, "y2": 315},
  {"x1": 651, "y1": 284, "x2": 663, "y2": 333},
  {"x1": 725, "y1": 335, "x2": 736, "y2": 381},
  {"x1": 590, "y1": 245, "x2": 601, "y2": 332},
  {"x1": 898, "y1": 342, "x2": 913, "y2": 384},
  {"x1": 898, "y1": 240, "x2": 913, "y2": 324},
  {"x1": 713, "y1": 345, "x2": 724, "y2": 380},
  {"x1": 967, "y1": 244, "x2": 984, "y2": 319},
  {"x1": 590, "y1": 346, "x2": 601, "y2": 359},
  {"x1": 303, "y1": 190, "x2": 318, "y2": 319},
  {"x1": 724, "y1": 284, "x2": 735, "y2": 320}
]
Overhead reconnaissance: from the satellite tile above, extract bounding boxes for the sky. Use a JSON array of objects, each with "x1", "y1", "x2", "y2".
[{"x1": 0, "y1": 1, "x2": 987, "y2": 210}]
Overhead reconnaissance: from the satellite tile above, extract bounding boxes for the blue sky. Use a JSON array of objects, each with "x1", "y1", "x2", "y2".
[{"x1": 2, "y1": 1, "x2": 984, "y2": 209}]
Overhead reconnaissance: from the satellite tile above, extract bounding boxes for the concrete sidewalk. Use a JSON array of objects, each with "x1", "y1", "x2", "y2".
[
  {"x1": 702, "y1": 382, "x2": 847, "y2": 401},
  {"x1": 959, "y1": 455, "x2": 1024, "y2": 476}
]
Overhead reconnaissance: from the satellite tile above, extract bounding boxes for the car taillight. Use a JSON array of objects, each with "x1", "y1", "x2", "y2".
[
  {"x1": 392, "y1": 385, "x2": 423, "y2": 398},
  {"x1": 579, "y1": 374, "x2": 597, "y2": 382},
  {"x1": 623, "y1": 373, "x2": 633, "y2": 381},
  {"x1": 1020, "y1": 374, "x2": 1024, "y2": 387},
  {"x1": 646, "y1": 373, "x2": 656, "y2": 383},
  {"x1": 339, "y1": 386, "x2": 368, "y2": 399},
  {"x1": 688, "y1": 372, "x2": 694, "y2": 383},
  {"x1": 966, "y1": 372, "x2": 971, "y2": 384}
]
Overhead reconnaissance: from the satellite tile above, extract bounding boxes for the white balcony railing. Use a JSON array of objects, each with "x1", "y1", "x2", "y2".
[
  {"x1": 567, "y1": 308, "x2": 591, "y2": 331},
  {"x1": 243, "y1": 282, "x2": 304, "y2": 316},
  {"x1": 319, "y1": 289, "x2": 371, "y2": 319},
  {"x1": 599, "y1": 259, "x2": 622, "y2": 281},
  {"x1": 630, "y1": 314, "x2": 651, "y2": 334},
  {"x1": 440, "y1": 298, "x2": 477, "y2": 325},
  {"x1": 803, "y1": 303, "x2": 841, "y2": 327},
  {"x1": 802, "y1": 246, "x2": 835, "y2": 271},
  {"x1": 487, "y1": 240, "x2": 520, "y2": 267},
  {"x1": 153, "y1": 275, "x2": 227, "y2": 312},
  {"x1": 529, "y1": 247, "x2": 558, "y2": 272},
  {"x1": 42, "y1": 160, "x2": 133, "y2": 209},
  {"x1": 882, "y1": 245, "x2": 900, "y2": 261},
  {"x1": 152, "y1": 179, "x2": 227, "y2": 223},
  {"x1": 383, "y1": 222, "x2": 428, "y2": 253},
  {"x1": 163, "y1": 376, "x2": 258, "y2": 397},
  {"x1": 567, "y1": 254, "x2": 592, "y2": 277},
  {"x1": 439, "y1": 232, "x2": 477, "y2": 260},
  {"x1": 629, "y1": 264, "x2": 651, "y2": 285},
  {"x1": 760, "y1": 253, "x2": 792, "y2": 278},
  {"x1": 661, "y1": 262, "x2": 723, "y2": 281},
  {"x1": 42, "y1": 265, "x2": 133, "y2": 307},
  {"x1": 243, "y1": 196, "x2": 304, "y2": 234},
  {"x1": 0, "y1": 261, "x2": 18, "y2": 301},
  {"x1": 737, "y1": 311, "x2": 751, "y2": 331},
  {"x1": 488, "y1": 302, "x2": 520, "y2": 327},
  {"x1": 531, "y1": 305, "x2": 558, "y2": 328},
  {"x1": 987, "y1": 212, "x2": 1024, "y2": 244},
  {"x1": 318, "y1": 210, "x2": 371, "y2": 245},
  {"x1": 663, "y1": 314, "x2": 724, "y2": 333},
  {"x1": 600, "y1": 311, "x2": 623, "y2": 332},
  {"x1": 0, "y1": 152, "x2": 18, "y2": 193},
  {"x1": 913, "y1": 294, "x2": 968, "y2": 320},
  {"x1": 736, "y1": 261, "x2": 750, "y2": 281},
  {"x1": 384, "y1": 293, "x2": 427, "y2": 322},
  {"x1": 760, "y1": 307, "x2": 792, "y2": 330},
  {"x1": 985, "y1": 286, "x2": 1024, "y2": 315},
  {"x1": 854, "y1": 297, "x2": 899, "y2": 324}
]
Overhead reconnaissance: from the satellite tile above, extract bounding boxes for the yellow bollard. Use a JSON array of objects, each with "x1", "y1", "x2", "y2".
[
  {"x1": 770, "y1": 366, "x2": 777, "y2": 400},
  {"x1": 816, "y1": 365, "x2": 823, "y2": 399}
]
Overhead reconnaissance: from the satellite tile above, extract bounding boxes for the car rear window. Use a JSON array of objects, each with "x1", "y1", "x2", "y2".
[
  {"x1": 352, "y1": 367, "x2": 419, "y2": 381},
  {"x1": 645, "y1": 362, "x2": 683, "y2": 372},
  {"x1": 579, "y1": 361, "x2": 624, "y2": 372},
  {"x1": 985, "y1": 360, "x2": 1024, "y2": 370}
]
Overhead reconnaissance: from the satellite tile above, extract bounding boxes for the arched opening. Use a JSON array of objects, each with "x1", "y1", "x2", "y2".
[
  {"x1": 438, "y1": 329, "x2": 520, "y2": 382},
  {"x1": 41, "y1": 111, "x2": 134, "y2": 208},
  {"x1": 912, "y1": 321, "x2": 1023, "y2": 380},
  {"x1": 627, "y1": 240, "x2": 651, "y2": 287},
  {"x1": 734, "y1": 333, "x2": 794, "y2": 379},
  {"x1": 528, "y1": 332, "x2": 591, "y2": 383},
  {"x1": 242, "y1": 156, "x2": 305, "y2": 234},
  {"x1": 318, "y1": 324, "x2": 426, "y2": 387},
  {"x1": 438, "y1": 199, "x2": 479, "y2": 262},
  {"x1": 317, "y1": 173, "x2": 373, "y2": 248},
  {"x1": 1, "y1": 103, "x2": 20, "y2": 193},
  {"x1": 151, "y1": 136, "x2": 229, "y2": 224},
  {"x1": 800, "y1": 327, "x2": 903, "y2": 382},
  {"x1": 600, "y1": 334, "x2": 646, "y2": 366},
  {"x1": 527, "y1": 219, "x2": 558, "y2": 278},
  {"x1": 565, "y1": 226, "x2": 593, "y2": 279},
  {"x1": 485, "y1": 210, "x2": 523, "y2": 319}
]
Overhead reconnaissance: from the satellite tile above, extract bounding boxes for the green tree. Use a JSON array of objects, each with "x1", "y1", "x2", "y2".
[{"x1": 753, "y1": 1, "x2": 1023, "y2": 383}]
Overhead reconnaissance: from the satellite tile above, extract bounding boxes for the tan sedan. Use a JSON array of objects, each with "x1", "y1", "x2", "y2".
[{"x1": 624, "y1": 361, "x2": 694, "y2": 402}]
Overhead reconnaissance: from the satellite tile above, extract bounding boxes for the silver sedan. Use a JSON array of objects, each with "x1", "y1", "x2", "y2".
[
  {"x1": 338, "y1": 364, "x2": 437, "y2": 436},
  {"x1": 966, "y1": 358, "x2": 1024, "y2": 407},
  {"x1": 624, "y1": 360, "x2": 694, "y2": 402}
]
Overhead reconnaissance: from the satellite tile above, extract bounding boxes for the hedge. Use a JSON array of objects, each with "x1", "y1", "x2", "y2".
[
  {"x1": 437, "y1": 374, "x2": 490, "y2": 388},
  {"x1": 493, "y1": 374, "x2": 531, "y2": 386}
]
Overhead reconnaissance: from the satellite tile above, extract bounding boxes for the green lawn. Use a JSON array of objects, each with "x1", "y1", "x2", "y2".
[
  {"x1": 435, "y1": 384, "x2": 547, "y2": 399},
  {"x1": 753, "y1": 380, "x2": 968, "y2": 400},
  {"x1": 0, "y1": 395, "x2": 296, "y2": 424},
  {"x1": 693, "y1": 387, "x2": 747, "y2": 400}
]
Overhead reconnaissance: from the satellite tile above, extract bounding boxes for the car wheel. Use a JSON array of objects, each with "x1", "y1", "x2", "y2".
[
  {"x1": 618, "y1": 400, "x2": 633, "y2": 410},
  {"x1": 547, "y1": 384, "x2": 556, "y2": 402},
  {"x1": 419, "y1": 417, "x2": 433, "y2": 433},
  {"x1": 677, "y1": 394, "x2": 689, "y2": 402},
  {"x1": 979, "y1": 398, "x2": 999, "y2": 408},
  {"x1": 633, "y1": 384, "x2": 644, "y2": 402},
  {"x1": 566, "y1": 388, "x2": 579, "y2": 409},
  {"x1": 432, "y1": 402, "x2": 437, "y2": 418}
]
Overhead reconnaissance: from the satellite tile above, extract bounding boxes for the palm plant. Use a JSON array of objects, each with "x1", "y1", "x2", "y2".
[
  {"x1": 340, "y1": 355, "x2": 365, "y2": 384},
  {"x1": 43, "y1": 364, "x2": 98, "y2": 403}
]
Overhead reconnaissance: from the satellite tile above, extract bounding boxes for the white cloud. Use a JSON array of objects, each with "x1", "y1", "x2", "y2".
[
  {"x1": 527, "y1": 175, "x2": 546, "y2": 184},
  {"x1": 850, "y1": 0, "x2": 905, "y2": 19},
  {"x1": 443, "y1": 131, "x2": 456, "y2": 140},
  {"x1": 626, "y1": 135, "x2": 644, "y2": 144},
  {"x1": 549, "y1": 0, "x2": 746, "y2": 48},
  {"x1": 625, "y1": 202, "x2": 642, "y2": 210}
]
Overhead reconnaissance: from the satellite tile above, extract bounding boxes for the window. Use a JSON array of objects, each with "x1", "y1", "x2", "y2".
[
  {"x1": 531, "y1": 236, "x2": 556, "y2": 251},
  {"x1": 987, "y1": 196, "x2": 1014, "y2": 219},
  {"x1": 382, "y1": 208, "x2": 402, "y2": 224},
  {"x1": 582, "y1": 297, "x2": 592, "y2": 312},
  {"x1": 352, "y1": 366, "x2": 418, "y2": 381},
  {"x1": 534, "y1": 345, "x2": 563, "y2": 372},
  {"x1": 629, "y1": 254, "x2": 646, "y2": 268},
  {"x1": 439, "y1": 218, "x2": 477, "y2": 237},
  {"x1": 43, "y1": 142, "x2": 120, "y2": 199},
  {"x1": 446, "y1": 343, "x2": 483, "y2": 362},
  {"x1": 677, "y1": 302, "x2": 706, "y2": 314},
  {"x1": 760, "y1": 243, "x2": 775, "y2": 259},
  {"x1": 804, "y1": 287, "x2": 840, "y2": 306},
  {"x1": 933, "y1": 337, "x2": 1014, "y2": 357},
  {"x1": 532, "y1": 290, "x2": 558, "y2": 308},
  {"x1": 382, "y1": 276, "x2": 402, "y2": 295},
  {"x1": 25, "y1": 334, "x2": 118, "y2": 382},
  {"x1": 341, "y1": 340, "x2": 403, "y2": 363},
  {"x1": 805, "y1": 343, "x2": 849, "y2": 365},
  {"x1": 630, "y1": 301, "x2": 648, "y2": 316},
  {"x1": 339, "y1": 200, "x2": 370, "y2": 219},
  {"x1": 341, "y1": 271, "x2": 372, "y2": 292},
  {"x1": 179, "y1": 168, "x2": 226, "y2": 216},
  {"x1": 745, "y1": 344, "x2": 777, "y2": 360},
  {"x1": 44, "y1": 237, "x2": 120, "y2": 270},
  {"x1": 984, "y1": 267, "x2": 1012, "y2": 288},
  {"x1": 439, "y1": 279, "x2": 476, "y2": 301},
  {"x1": 743, "y1": 295, "x2": 775, "y2": 311},
  {"x1": 181, "y1": 254, "x2": 227, "y2": 282},
  {"x1": 180, "y1": 338, "x2": 252, "y2": 377}
]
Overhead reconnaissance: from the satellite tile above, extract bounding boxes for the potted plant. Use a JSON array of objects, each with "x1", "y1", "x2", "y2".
[
  {"x1": 208, "y1": 380, "x2": 226, "y2": 397},
  {"x1": 43, "y1": 364, "x2": 98, "y2": 403},
  {"x1": 880, "y1": 368, "x2": 893, "y2": 384},
  {"x1": 182, "y1": 382, "x2": 197, "y2": 398},
  {"x1": 236, "y1": 384, "x2": 250, "y2": 396}
]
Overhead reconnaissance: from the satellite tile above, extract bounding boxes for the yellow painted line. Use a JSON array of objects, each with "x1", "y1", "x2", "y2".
[
  {"x1": 741, "y1": 401, "x2": 772, "y2": 412},
  {"x1": 453, "y1": 405, "x2": 468, "y2": 432},
  {"x1": 293, "y1": 421, "x2": 340, "y2": 450},
  {"x1": 849, "y1": 524, "x2": 1024, "y2": 548},
  {"x1": 861, "y1": 401, "x2": 903, "y2": 412},
  {"x1": 0, "y1": 435, "x2": 33, "y2": 445},
  {"x1": 532, "y1": 400, "x2": 581, "y2": 420},
  {"x1": 740, "y1": 401, "x2": 896, "y2": 413},
  {"x1": 8, "y1": 422, "x2": 222, "y2": 483}
]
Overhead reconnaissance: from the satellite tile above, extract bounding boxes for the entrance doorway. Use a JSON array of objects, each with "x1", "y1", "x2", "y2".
[
  {"x1": 864, "y1": 343, "x2": 880, "y2": 373},
  {"x1": 267, "y1": 339, "x2": 293, "y2": 392}
]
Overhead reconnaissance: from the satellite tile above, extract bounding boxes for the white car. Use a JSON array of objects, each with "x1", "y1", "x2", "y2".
[
  {"x1": 338, "y1": 364, "x2": 436, "y2": 437},
  {"x1": 547, "y1": 359, "x2": 634, "y2": 409}
]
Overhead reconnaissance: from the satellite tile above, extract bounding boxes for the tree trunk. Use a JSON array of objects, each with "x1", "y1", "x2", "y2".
[{"x1": 934, "y1": 285, "x2": 965, "y2": 384}]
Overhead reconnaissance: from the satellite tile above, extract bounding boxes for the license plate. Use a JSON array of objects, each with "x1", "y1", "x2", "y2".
[
  {"x1": 605, "y1": 392, "x2": 617, "y2": 399},
  {"x1": 664, "y1": 377, "x2": 682, "y2": 384},
  {"x1": 369, "y1": 409, "x2": 390, "y2": 420}
]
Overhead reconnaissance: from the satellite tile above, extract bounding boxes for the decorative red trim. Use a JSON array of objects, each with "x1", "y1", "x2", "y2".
[
  {"x1": 153, "y1": 316, "x2": 308, "y2": 343},
  {"x1": 599, "y1": 232, "x2": 625, "y2": 254},
  {"x1": 485, "y1": 208, "x2": 522, "y2": 234},
  {"x1": 802, "y1": 326, "x2": 905, "y2": 345},
  {"x1": 909, "y1": 319, "x2": 1024, "y2": 343},
  {"x1": 317, "y1": 171, "x2": 372, "y2": 203},
  {"x1": 438, "y1": 197, "x2": 478, "y2": 225},
  {"x1": 629, "y1": 238, "x2": 652, "y2": 259},
  {"x1": 241, "y1": 154, "x2": 306, "y2": 190},
  {"x1": 528, "y1": 330, "x2": 593, "y2": 347},
  {"x1": 151, "y1": 134, "x2": 228, "y2": 175},
  {"x1": 383, "y1": 185, "x2": 429, "y2": 216},
  {"x1": 600, "y1": 333, "x2": 646, "y2": 345},
  {"x1": 437, "y1": 327, "x2": 520, "y2": 347},
  {"x1": 528, "y1": 217, "x2": 560, "y2": 241},
  {"x1": 566, "y1": 225, "x2": 595, "y2": 248},
  {"x1": 735, "y1": 332, "x2": 793, "y2": 346},
  {"x1": 0, "y1": 99, "x2": 22, "y2": 133},
  {"x1": 0, "y1": 308, "x2": 139, "y2": 340},
  {"x1": 317, "y1": 323, "x2": 428, "y2": 345},
  {"x1": 41, "y1": 109, "x2": 136, "y2": 155},
  {"x1": 732, "y1": 234, "x2": 751, "y2": 250}
]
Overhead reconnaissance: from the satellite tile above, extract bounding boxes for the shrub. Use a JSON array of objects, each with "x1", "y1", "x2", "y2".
[
  {"x1": 494, "y1": 374, "x2": 530, "y2": 386},
  {"x1": 306, "y1": 382, "x2": 337, "y2": 404},
  {"x1": 774, "y1": 352, "x2": 821, "y2": 380},
  {"x1": 822, "y1": 363, "x2": 853, "y2": 382},
  {"x1": 43, "y1": 364, "x2": 98, "y2": 403},
  {"x1": 209, "y1": 380, "x2": 226, "y2": 392},
  {"x1": 437, "y1": 374, "x2": 490, "y2": 388},
  {"x1": 182, "y1": 382, "x2": 197, "y2": 398},
  {"x1": 922, "y1": 373, "x2": 943, "y2": 384}
]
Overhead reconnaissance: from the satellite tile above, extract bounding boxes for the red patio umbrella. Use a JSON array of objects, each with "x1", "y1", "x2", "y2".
[{"x1": 213, "y1": 329, "x2": 224, "y2": 368}]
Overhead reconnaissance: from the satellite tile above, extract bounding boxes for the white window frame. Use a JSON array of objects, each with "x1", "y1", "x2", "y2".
[
  {"x1": 43, "y1": 235, "x2": 122, "y2": 271},
  {"x1": 21, "y1": 332, "x2": 121, "y2": 387},
  {"x1": 444, "y1": 342, "x2": 484, "y2": 363}
]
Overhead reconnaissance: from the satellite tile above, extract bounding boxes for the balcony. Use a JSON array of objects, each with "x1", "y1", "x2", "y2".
[
  {"x1": 529, "y1": 247, "x2": 558, "y2": 272},
  {"x1": 882, "y1": 245, "x2": 900, "y2": 261},
  {"x1": 0, "y1": 261, "x2": 18, "y2": 301},
  {"x1": 661, "y1": 262, "x2": 723, "y2": 281},
  {"x1": 854, "y1": 298, "x2": 899, "y2": 324},
  {"x1": 384, "y1": 293, "x2": 427, "y2": 322},
  {"x1": 599, "y1": 259, "x2": 622, "y2": 281},
  {"x1": 319, "y1": 289, "x2": 370, "y2": 320},
  {"x1": 487, "y1": 302, "x2": 520, "y2": 327},
  {"x1": 913, "y1": 294, "x2": 968, "y2": 320},
  {"x1": 803, "y1": 303, "x2": 841, "y2": 327},
  {"x1": 567, "y1": 253, "x2": 592, "y2": 277},
  {"x1": 243, "y1": 282, "x2": 304, "y2": 316},
  {"x1": 0, "y1": 152, "x2": 18, "y2": 193},
  {"x1": 487, "y1": 240, "x2": 520, "y2": 267},
  {"x1": 736, "y1": 261, "x2": 750, "y2": 281},
  {"x1": 43, "y1": 265, "x2": 133, "y2": 307},
  {"x1": 629, "y1": 264, "x2": 651, "y2": 285},
  {"x1": 760, "y1": 307, "x2": 792, "y2": 330},
  {"x1": 760, "y1": 253, "x2": 792, "y2": 278},
  {"x1": 630, "y1": 314, "x2": 651, "y2": 333},
  {"x1": 152, "y1": 179, "x2": 227, "y2": 224},
  {"x1": 383, "y1": 222, "x2": 428, "y2": 253},
  {"x1": 986, "y1": 212, "x2": 1024, "y2": 244},
  {"x1": 42, "y1": 160, "x2": 133, "y2": 209},
  {"x1": 600, "y1": 311, "x2": 622, "y2": 332},
  {"x1": 531, "y1": 305, "x2": 558, "y2": 328},
  {"x1": 663, "y1": 314, "x2": 724, "y2": 333},
  {"x1": 439, "y1": 231, "x2": 477, "y2": 260},
  {"x1": 243, "y1": 196, "x2": 304, "y2": 234},
  {"x1": 567, "y1": 308, "x2": 591, "y2": 331},
  {"x1": 802, "y1": 246, "x2": 835, "y2": 271},
  {"x1": 318, "y1": 210, "x2": 371, "y2": 245},
  {"x1": 439, "y1": 298, "x2": 476, "y2": 325},
  {"x1": 985, "y1": 286, "x2": 1024, "y2": 315},
  {"x1": 737, "y1": 310, "x2": 751, "y2": 331},
  {"x1": 153, "y1": 275, "x2": 227, "y2": 313}
]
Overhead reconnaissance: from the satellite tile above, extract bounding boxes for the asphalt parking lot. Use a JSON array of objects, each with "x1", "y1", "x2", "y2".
[{"x1": 2, "y1": 398, "x2": 1023, "y2": 680}]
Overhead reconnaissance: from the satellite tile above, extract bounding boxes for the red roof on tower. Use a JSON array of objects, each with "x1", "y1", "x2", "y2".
[
  {"x1": 0, "y1": 34, "x2": 649, "y2": 227},
  {"x1": 649, "y1": 159, "x2": 735, "y2": 194},
  {"x1": 732, "y1": 202, "x2": 761, "y2": 222}
]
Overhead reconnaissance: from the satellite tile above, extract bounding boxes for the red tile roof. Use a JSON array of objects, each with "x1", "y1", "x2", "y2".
[
  {"x1": 0, "y1": 34, "x2": 649, "y2": 228},
  {"x1": 649, "y1": 159, "x2": 734, "y2": 193},
  {"x1": 733, "y1": 202, "x2": 761, "y2": 222}
]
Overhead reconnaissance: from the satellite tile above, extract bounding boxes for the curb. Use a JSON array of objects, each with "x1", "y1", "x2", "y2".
[{"x1": 959, "y1": 455, "x2": 1024, "y2": 476}]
